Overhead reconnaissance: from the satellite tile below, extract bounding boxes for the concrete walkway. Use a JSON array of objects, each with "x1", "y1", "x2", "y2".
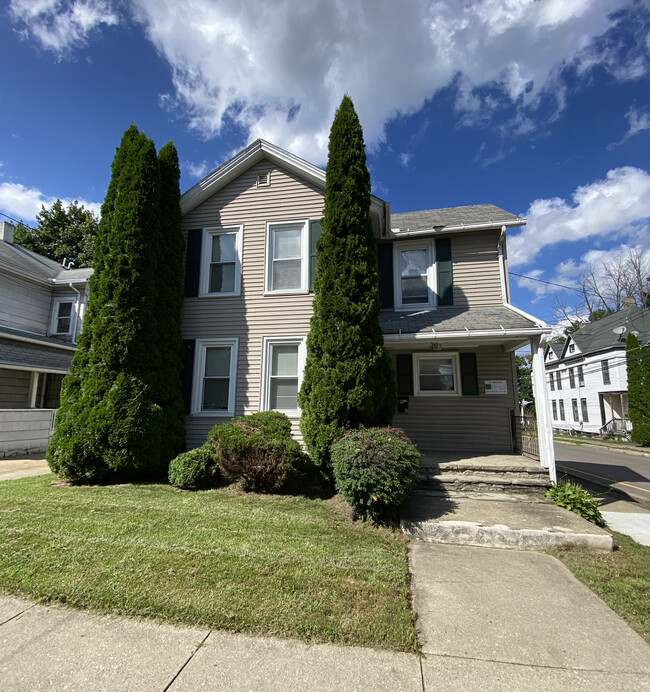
[
  {"x1": 0, "y1": 455, "x2": 49, "y2": 481},
  {"x1": 2, "y1": 544, "x2": 649, "y2": 690}
]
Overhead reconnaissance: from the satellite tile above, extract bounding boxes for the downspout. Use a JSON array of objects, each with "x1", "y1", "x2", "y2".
[{"x1": 68, "y1": 282, "x2": 81, "y2": 345}]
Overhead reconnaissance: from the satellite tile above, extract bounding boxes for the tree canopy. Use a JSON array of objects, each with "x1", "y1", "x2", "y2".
[
  {"x1": 15, "y1": 199, "x2": 98, "y2": 268},
  {"x1": 626, "y1": 332, "x2": 650, "y2": 446},
  {"x1": 298, "y1": 95, "x2": 396, "y2": 468}
]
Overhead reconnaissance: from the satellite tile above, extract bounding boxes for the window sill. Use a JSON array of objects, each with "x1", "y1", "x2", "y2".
[
  {"x1": 263, "y1": 290, "x2": 310, "y2": 297},
  {"x1": 190, "y1": 410, "x2": 235, "y2": 418},
  {"x1": 197, "y1": 292, "x2": 241, "y2": 298},
  {"x1": 414, "y1": 391, "x2": 460, "y2": 397}
]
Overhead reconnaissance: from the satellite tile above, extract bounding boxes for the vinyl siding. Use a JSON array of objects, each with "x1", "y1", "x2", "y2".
[
  {"x1": 391, "y1": 346, "x2": 516, "y2": 453},
  {"x1": 0, "y1": 368, "x2": 31, "y2": 408},
  {"x1": 450, "y1": 229, "x2": 502, "y2": 307},
  {"x1": 0, "y1": 273, "x2": 51, "y2": 335},
  {"x1": 182, "y1": 161, "x2": 323, "y2": 447}
]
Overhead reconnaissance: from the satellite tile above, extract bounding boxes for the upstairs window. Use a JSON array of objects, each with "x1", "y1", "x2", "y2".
[
  {"x1": 578, "y1": 365, "x2": 585, "y2": 386},
  {"x1": 549, "y1": 374, "x2": 555, "y2": 391},
  {"x1": 601, "y1": 360, "x2": 611, "y2": 385},
  {"x1": 556, "y1": 371, "x2": 562, "y2": 390},
  {"x1": 201, "y1": 226, "x2": 242, "y2": 296},
  {"x1": 394, "y1": 241, "x2": 434, "y2": 309},
  {"x1": 266, "y1": 220, "x2": 321, "y2": 294},
  {"x1": 50, "y1": 298, "x2": 74, "y2": 336},
  {"x1": 569, "y1": 367, "x2": 575, "y2": 388}
]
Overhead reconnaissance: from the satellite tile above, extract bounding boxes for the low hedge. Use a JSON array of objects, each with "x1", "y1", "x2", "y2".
[
  {"x1": 210, "y1": 411, "x2": 307, "y2": 492},
  {"x1": 330, "y1": 427, "x2": 420, "y2": 522},
  {"x1": 168, "y1": 442, "x2": 220, "y2": 490}
]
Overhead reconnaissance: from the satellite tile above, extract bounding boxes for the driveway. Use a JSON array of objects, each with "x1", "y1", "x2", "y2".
[
  {"x1": 0, "y1": 455, "x2": 50, "y2": 481},
  {"x1": 555, "y1": 441, "x2": 650, "y2": 503}
]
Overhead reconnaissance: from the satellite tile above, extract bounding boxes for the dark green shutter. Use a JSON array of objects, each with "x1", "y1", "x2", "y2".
[
  {"x1": 396, "y1": 354, "x2": 413, "y2": 395},
  {"x1": 377, "y1": 243, "x2": 394, "y2": 309},
  {"x1": 181, "y1": 339, "x2": 196, "y2": 413},
  {"x1": 309, "y1": 219, "x2": 322, "y2": 291},
  {"x1": 436, "y1": 237, "x2": 453, "y2": 305},
  {"x1": 460, "y1": 352, "x2": 479, "y2": 396},
  {"x1": 184, "y1": 229, "x2": 202, "y2": 297}
]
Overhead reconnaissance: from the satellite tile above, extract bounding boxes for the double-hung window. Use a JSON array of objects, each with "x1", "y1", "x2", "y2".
[
  {"x1": 578, "y1": 365, "x2": 584, "y2": 386},
  {"x1": 267, "y1": 221, "x2": 307, "y2": 293},
  {"x1": 569, "y1": 367, "x2": 575, "y2": 388},
  {"x1": 556, "y1": 371, "x2": 562, "y2": 390},
  {"x1": 549, "y1": 374, "x2": 555, "y2": 391},
  {"x1": 414, "y1": 354, "x2": 459, "y2": 395},
  {"x1": 559, "y1": 400, "x2": 565, "y2": 421},
  {"x1": 201, "y1": 226, "x2": 242, "y2": 296},
  {"x1": 192, "y1": 338, "x2": 238, "y2": 416},
  {"x1": 394, "y1": 241, "x2": 434, "y2": 309},
  {"x1": 572, "y1": 399, "x2": 579, "y2": 422},
  {"x1": 581, "y1": 398, "x2": 589, "y2": 422},
  {"x1": 601, "y1": 360, "x2": 611, "y2": 385},
  {"x1": 261, "y1": 337, "x2": 306, "y2": 415},
  {"x1": 50, "y1": 298, "x2": 75, "y2": 336},
  {"x1": 552, "y1": 400, "x2": 558, "y2": 420}
]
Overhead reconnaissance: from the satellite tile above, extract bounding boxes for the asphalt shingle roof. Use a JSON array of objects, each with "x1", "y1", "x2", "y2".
[
  {"x1": 380, "y1": 306, "x2": 539, "y2": 335},
  {"x1": 0, "y1": 240, "x2": 93, "y2": 283},
  {"x1": 0, "y1": 338, "x2": 73, "y2": 371},
  {"x1": 569, "y1": 306, "x2": 650, "y2": 356},
  {"x1": 391, "y1": 204, "x2": 523, "y2": 232}
]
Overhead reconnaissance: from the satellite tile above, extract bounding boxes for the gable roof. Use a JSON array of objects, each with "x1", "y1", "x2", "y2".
[
  {"x1": 566, "y1": 306, "x2": 650, "y2": 357},
  {"x1": 0, "y1": 239, "x2": 92, "y2": 285},
  {"x1": 390, "y1": 204, "x2": 525, "y2": 235},
  {"x1": 180, "y1": 138, "x2": 385, "y2": 217}
]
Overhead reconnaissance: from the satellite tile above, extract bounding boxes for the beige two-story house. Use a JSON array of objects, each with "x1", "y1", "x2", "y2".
[{"x1": 179, "y1": 140, "x2": 556, "y2": 478}]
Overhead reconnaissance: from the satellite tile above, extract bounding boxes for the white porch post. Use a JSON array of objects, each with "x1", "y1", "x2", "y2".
[
  {"x1": 530, "y1": 335, "x2": 557, "y2": 484},
  {"x1": 28, "y1": 372, "x2": 39, "y2": 409}
]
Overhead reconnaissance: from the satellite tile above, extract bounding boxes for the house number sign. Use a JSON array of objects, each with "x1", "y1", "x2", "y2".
[{"x1": 484, "y1": 380, "x2": 507, "y2": 394}]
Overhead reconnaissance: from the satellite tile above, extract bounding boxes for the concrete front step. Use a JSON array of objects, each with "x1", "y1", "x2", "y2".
[
  {"x1": 401, "y1": 496, "x2": 614, "y2": 551},
  {"x1": 412, "y1": 488, "x2": 555, "y2": 504},
  {"x1": 416, "y1": 473, "x2": 551, "y2": 497}
]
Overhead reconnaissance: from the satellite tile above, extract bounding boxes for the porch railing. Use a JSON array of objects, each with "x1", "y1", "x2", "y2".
[
  {"x1": 599, "y1": 417, "x2": 632, "y2": 439},
  {"x1": 511, "y1": 412, "x2": 539, "y2": 459}
]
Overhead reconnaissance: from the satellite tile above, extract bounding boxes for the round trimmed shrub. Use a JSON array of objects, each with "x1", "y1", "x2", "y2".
[
  {"x1": 330, "y1": 427, "x2": 420, "y2": 522},
  {"x1": 210, "y1": 411, "x2": 307, "y2": 492},
  {"x1": 168, "y1": 442, "x2": 220, "y2": 490}
]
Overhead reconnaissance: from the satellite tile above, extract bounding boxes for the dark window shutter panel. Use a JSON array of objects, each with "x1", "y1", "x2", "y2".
[
  {"x1": 396, "y1": 354, "x2": 414, "y2": 395},
  {"x1": 308, "y1": 219, "x2": 322, "y2": 292},
  {"x1": 460, "y1": 352, "x2": 479, "y2": 396},
  {"x1": 181, "y1": 339, "x2": 196, "y2": 413},
  {"x1": 436, "y1": 237, "x2": 453, "y2": 305},
  {"x1": 377, "y1": 243, "x2": 394, "y2": 309},
  {"x1": 184, "y1": 229, "x2": 202, "y2": 297}
]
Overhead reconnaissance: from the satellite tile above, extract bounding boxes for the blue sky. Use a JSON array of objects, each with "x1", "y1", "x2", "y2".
[{"x1": 1, "y1": 0, "x2": 649, "y2": 327}]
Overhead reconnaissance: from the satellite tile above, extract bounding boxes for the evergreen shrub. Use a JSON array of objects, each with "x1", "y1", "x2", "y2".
[
  {"x1": 168, "y1": 442, "x2": 220, "y2": 490},
  {"x1": 546, "y1": 480, "x2": 605, "y2": 526},
  {"x1": 330, "y1": 427, "x2": 420, "y2": 522},
  {"x1": 210, "y1": 412, "x2": 306, "y2": 492}
]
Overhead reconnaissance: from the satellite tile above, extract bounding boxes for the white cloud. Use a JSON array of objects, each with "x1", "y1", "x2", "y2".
[
  {"x1": 509, "y1": 166, "x2": 650, "y2": 268},
  {"x1": 608, "y1": 105, "x2": 650, "y2": 149},
  {"x1": 183, "y1": 160, "x2": 210, "y2": 180},
  {"x1": 0, "y1": 182, "x2": 101, "y2": 223},
  {"x1": 399, "y1": 153, "x2": 411, "y2": 168},
  {"x1": 9, "y1": 0, "x2": 119, "y2": 56},
  {"x1": 9, "y1": 0, "x2": 642, "y2": 163}
]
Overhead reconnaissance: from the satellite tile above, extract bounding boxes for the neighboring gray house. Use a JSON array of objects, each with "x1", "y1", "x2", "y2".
[
  {"x1": 544, "y1": 305, "x2": 650, "y2": 436},
  {"x1": 179, "y1": 140, "x2": 556, "y2": 480},
  {"x1": 0, "y1": 221, "x2": 92, "y2": 457}
]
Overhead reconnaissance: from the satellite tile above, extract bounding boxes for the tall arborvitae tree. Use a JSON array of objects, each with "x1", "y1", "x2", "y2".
[
  {"x1": 298, "y1": 95, "x2": 396, "y2": 468},
  {"x1": 47, "y1": 125, "x2": 182, "y2": 481},
  {"x1": 155, "y1": 141, "x2": 186, "y2": 461},
  {"x1": 626, "y1": 332, "x2": 650, "y2": 446}
]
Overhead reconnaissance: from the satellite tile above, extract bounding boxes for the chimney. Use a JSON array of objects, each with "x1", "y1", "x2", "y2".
[
  {"x1": 0, "y1": 221, "x2": 15, "y2": 244},
  {"x1": 623, "y1": 296, "x2": 637, "y2": 309}
]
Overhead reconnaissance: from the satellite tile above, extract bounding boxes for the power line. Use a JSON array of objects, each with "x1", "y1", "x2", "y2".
[
  {"x1": 509, "y1": 271, "x2": 582, "y2": 294},
  {"x1": 0, "y1": 210, "x2": 36, "y2": 231}
]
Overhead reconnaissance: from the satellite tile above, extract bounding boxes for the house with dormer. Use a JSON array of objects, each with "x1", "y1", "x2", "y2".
[
  {"x1": 179, "y1": 140, "x2": 556, "y2": 479},
  {"x1": 0, "y1": 221, "x2": 92, "y2": 456},
  {"x1": 544, "y1": 305, "x2": 650, "y2": 436}
]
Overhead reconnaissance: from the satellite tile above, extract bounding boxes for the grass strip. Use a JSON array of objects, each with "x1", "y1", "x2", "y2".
[
  {"x1": 548, "y1": 530, "x2": 650, "y2": 644},
  {"x1": 0, "y1": 475, "x2": 418, "y2": 652}
]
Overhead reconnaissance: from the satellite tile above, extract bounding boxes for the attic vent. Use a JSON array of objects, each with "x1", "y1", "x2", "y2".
[{"x1": 256, "y1": 172, "x2": 271, "y2": 187}]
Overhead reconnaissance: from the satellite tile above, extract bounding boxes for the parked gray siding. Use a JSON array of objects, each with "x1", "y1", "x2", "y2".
[
  {"x1": 391, "y1": 346, "x2": 516, "y2": 453},
  {"x1": 0, "y1": 273, "x2": 51, "y2": 335},
  {"x1": 182, "y1": 161, "x2": 323, "y2": 447}
]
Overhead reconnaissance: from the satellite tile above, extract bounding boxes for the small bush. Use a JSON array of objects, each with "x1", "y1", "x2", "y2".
[
  {"x1": 168, "y1": 442, "x2": 220, "y2": 490},
  {"x1": 330, "y1": 427, "x2": 421, "y2": 522},
  {"x1": 210, "y1": 411, "x2": 306, "y2": 492},
  {"x1": 546, "y1": 480, "x2": 605, "y2": 526}
]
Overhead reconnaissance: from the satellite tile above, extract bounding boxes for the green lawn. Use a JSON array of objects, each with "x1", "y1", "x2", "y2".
[
  {"x1": 549, "y1": 531, "x2": 650, "y2": 644},
  {"x1": 0, "y1": 475, "x2": 418, "y2": 652}
]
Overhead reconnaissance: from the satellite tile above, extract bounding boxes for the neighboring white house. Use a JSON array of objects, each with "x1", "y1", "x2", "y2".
[
  {"x1": 0, "y1": 221, "x2": 92, "y2": 457},
  {"x1": 544, "y1": 305, "x2": 650, "y2": 436}
]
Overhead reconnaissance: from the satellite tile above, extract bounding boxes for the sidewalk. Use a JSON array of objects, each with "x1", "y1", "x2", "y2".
[
  {"x1": 2, "y1": 544, "x2": 649, "y2": 691},
  {"x1": 0, "y1": 455, "x2": 49, "y2": 482}
]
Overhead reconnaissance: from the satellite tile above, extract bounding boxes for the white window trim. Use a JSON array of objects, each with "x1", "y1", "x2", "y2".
[
  {"x1": 413, "y1": 352, "x2": 460, "y2": 396},
  {"x1": 393, "y1": 239, "x2": 436, "y2": 311},
  {"x1": 49, "y1": 297, "x2": 75, "y2": 336},
  {"x1": 200, "y1": 226, "x2": 243, "y2": 297},
  {"x1": 260, "y1": 336, "x2": 307, "y2": 416},
  {"x1": 265, "y1": 220, "x2": 309, "y2": 295},
  {"x1": 191, "y1": 338, "x2": 239, "y2": 416}
]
